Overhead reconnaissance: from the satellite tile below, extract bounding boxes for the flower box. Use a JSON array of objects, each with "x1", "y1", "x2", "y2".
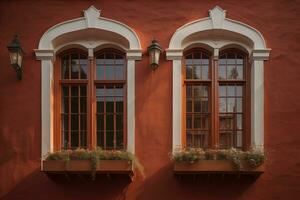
[
  {"x1": 42, "y1": 160, "x2": 133, "y2": 173},
  {"x1": 174, "y1": 160, "x2": 265, "y2": 174},
  {"x1": 97, "y1": 160, "x2": 133, "y2": 173}
]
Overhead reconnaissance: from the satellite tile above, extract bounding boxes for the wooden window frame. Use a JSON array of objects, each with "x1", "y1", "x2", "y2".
[
  {"x1": 53, "y1": 48, "x2": 127, "y2": 151},
  {"x1": 182, "y1": 48, "x2": 251, "y2": 150}
]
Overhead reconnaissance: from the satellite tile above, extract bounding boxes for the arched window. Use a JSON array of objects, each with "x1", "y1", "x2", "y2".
[
  {"x1": 167, "y1": 6, "x2": 270, "y2": 151},
  {"x1": 55, "y1": 49, "x2": 126, "y2": 150},
  {"x1": 184, "y1": 49, "x2": 248, "y2": 149}
]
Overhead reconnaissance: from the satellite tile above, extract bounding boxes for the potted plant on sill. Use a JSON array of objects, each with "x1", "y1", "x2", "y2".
[{"x1": 171, "y1": 147, "x2": 265, "y2": 174}]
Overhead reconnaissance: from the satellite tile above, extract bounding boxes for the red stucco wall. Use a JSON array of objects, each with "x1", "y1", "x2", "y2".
[{"x1": 1, "y1": 0, "x2": 300, "y2": 199}]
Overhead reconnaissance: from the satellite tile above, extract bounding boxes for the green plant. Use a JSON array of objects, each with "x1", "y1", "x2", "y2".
[
  {"x1": 244, "y1": 148, "x2": 265, "y2": 168},
  {"x1": 171, "y1": 147, "x2": 265, "y2": 170},
  {"x1": 171, "y1": 148, "x2": 205, "y2": 164},
  {"x1": 45, "y1": 148, "x2": 144, "y2": 178}
]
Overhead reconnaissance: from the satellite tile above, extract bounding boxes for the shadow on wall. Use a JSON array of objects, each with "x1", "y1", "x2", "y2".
[
  {"x1": 133, "y1": 163, "x2": 258, "y2": 200},
  {"x1": 1, "y1": 169, "x2": 132, "y2": 200},
  {"x1": 2, "y1": 162, "x2": 260, "y2": 200}
]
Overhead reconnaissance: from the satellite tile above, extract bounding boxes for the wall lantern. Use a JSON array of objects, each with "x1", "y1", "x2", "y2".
[
  {"x1": 7, "y1": 35, "x2": 24, "y2": 80},
  {"x1": 147, "y1": 40, "x2": 162, "y2": 70}
]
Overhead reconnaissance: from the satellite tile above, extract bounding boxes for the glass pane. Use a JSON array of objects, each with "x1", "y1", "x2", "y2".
[
  {"x1": 71, "y1": 97, "x2": 78, "y2": 113},
  {"x1": 219, "y1": 98, "x2": 226, "y2": 112},
  {"x1": 194, "y1": 86, "x2": 207, "y2": 97},
  {"x1": 218, "y1": 65, "x2": 226, "y2": 79},
  {"x1": 62, "y1": 131, "x2": 69, "y2": 149},
  {"x1": 105, "y1": 53, "x2": 114, "y2": 64},
  {"x1": 236, "y1": 86, "x2": 243, "y2": 97},
  {"x1": 237, "y1": 55, "x2": 244, "y2": 64},
  {"x1": 115, "y1": 85, "x2": 124, "y2": 96},
  {"x1": 97, "y1": 114, "x2": 104, "y2": 131},
  {"x1": 116, "y1": 98, "x2": 123, "y2": 113},
  {"x1": 202, "y1": 65, "x2": 209, "y2": 79},
  {"x1": 62, "y1": 56, "x2": 69, "y2": 79},
  {"x1": 186, "y1": 66, "x2": 192, "y2": 79},
  {"x1": 97, "y1": 97, "x2": 104, "y2": 113},
  {"x1": 62, "y1": 97, "x2": 69, "y2": 113},
  {"x1": 106, "y1": 85, "x2": 114, "y2": 96},
  {"x1": 62, "y1": 86, "x2": 69, "y2": 97},
  {"x1": 80, "y1": 97, "x2": 87, "y2": 113},
  {"x1": 193, "y1": 53, "x2": 201, "y2": 64},
  {"x1": 186, "y1": 131, "x2": 192, "y2": 147},
  {"x1": 194, "y1": 66, "x2": 201, "y2": 79},
  {"x1": 237, "y1": 65, "x2": 244, "y2": 80},
  {"x1": 186, "y1": 115, "x2": 192, "y2": 129},
  {"x1": 237, "y1": 114, "x2": 243, "y2": 130},
  {"x1": 115, "y1": 54, "x2": 124, "y2": 64},
  {"x1": 219, "y1": 114, "x2": 233, "y2": 130},
  {"x1": 106, "y1": 114, "x2": 114, "y2": 131},
  {"x1": 96, "y1": 66, "x2": 105, "y2": 80},
  {"x1": 96, "y1": 86, "x2": 105, "y2": 97},
  {"x1": 71, "y1": 132, "x2": 79, "y2": 148},
  {"x1": 194, "y1": 98, "x2": 201, "y2": 112},
  {"x1": 97, "y1": 131, "x2": 104, "y2": 147},
  {"x1": 116, "y1": 114, "x2": 123, "y2": 130},
  {"x1": 80, "y1": 86, "x2": 87, "y2": 96},
  {"x1": 202, "y1": 58, "x2": 209, "y2": 65},
  {"x1": 71, "y1": 65, "x2": 79, "y2": 79},
  {"x1": 202, "y1": 115, "x2": 209, "y2": 129},
  {"x1": 236, "y1": 131, "x2": 243, "y2": 148},
  {"x1": 71, "y1": 86, "x2": 78, "y2": 97},
  {"x1": 80, "y1": 114, "x2": 87, "y2": 131},
  {"x1": 106, "y1": 97, "x2": 114, "y2": 113},
  {"x1": 186, "y1": 98, "x2": 192, "y2": 112},
  {"x1": 105, "y1": 66, "x2": 114, "y2": 80},
  {"x1": 186, "y1": 85, "x2": 192, "y2": 97},
  {"x1": 80, "y1": 65, "x2": 88, "y2": 79},
  {"x1": 80, "y1": 132, "x2": 87, "y2": 147},
  {"x1": 227, "y1": 98, "x2": 235, "y2": 112},
  {"x1": 61, "y1": 114, "x2": 68, "y2": 131},
  {"x1": 71, "y1": 115, "x2": 79, "y2": 130},
  {"x1": 219, "y1": 132, "x2": 231, "y2": 148},
  {"x1": 219, "y1": 86, "x2": 226, "y2": 97},
  {"x1": 194, "y1": 115, "x2": 201, "y2": 129},
  {"x1": 106, "y1": 131, "x2": 114, "y2": 149},
  {"x1": 201, "y1": 98, "x2": 208, "y2": 113},
  {"x1": 227, "y1": 66, "x2": 237, "y2": 79},
  {"x1": 237, "y1": 98, "x2": 243, "y2": 112},
  {"x1": 227, "y1": 86, "x2": 235, "y2": 96},
  {"x1": 116, "y1": 131, "x2": 124, "y2": 149},
  {"x1": 96, "y1": 54, "x2": 105, "y2": 64},
  {"x1": 227, "y1": 53, "x2": 235, "y2": 64},
  {"x1": 115, "y1": 65, "x2": 124, "y2": 80}
]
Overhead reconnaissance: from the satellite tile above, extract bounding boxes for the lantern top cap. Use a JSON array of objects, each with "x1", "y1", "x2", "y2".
[
  {"x1": 7, "y1": 35, "x2": 24, "y2": 53},
  {"x1": 148, "y1": 39, "x2": 162, "y2": 52}
]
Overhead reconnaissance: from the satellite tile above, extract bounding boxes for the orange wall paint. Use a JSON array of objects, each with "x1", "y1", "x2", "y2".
[{"x1": 1, "y1": 0, "x2": 300, "y2": 199}]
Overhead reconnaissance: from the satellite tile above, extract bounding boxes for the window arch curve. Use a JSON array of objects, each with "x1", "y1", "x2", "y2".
[{"x1": 167, "y1": 6, "x2": 270, "y2": 151}]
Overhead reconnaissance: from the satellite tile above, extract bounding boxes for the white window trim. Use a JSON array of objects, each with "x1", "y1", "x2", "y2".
[
  {"x1": 166, "y1": 6, "x2": 271, "y2": 151},
  {"x1": 34, "y1": 6, "x2": 142, "y2": 162}
]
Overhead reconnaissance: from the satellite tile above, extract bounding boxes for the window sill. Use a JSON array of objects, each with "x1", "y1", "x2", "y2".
[{"x1": 174, "y1": 160, "x2": 265, "y2": 174}]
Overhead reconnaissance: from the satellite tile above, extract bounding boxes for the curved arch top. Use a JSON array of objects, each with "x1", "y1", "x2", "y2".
[
  {"x1": 35, "y1": 5, "x2": 142, "y2": 59},
  {"x1": 167, "y1": 6, "x2": 270, "y2": 56}
]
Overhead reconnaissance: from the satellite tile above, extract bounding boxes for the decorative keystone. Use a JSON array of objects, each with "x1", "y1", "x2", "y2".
[
  {"x1": 84, "y1": 5, "x2": 101, "y2": 28},
  {"x1": 209, "y1": 6, "x2": 226, "y2": 29}
]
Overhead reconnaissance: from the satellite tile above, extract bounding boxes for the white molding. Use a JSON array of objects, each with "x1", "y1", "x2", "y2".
[
  {"x1": 167, "y1": 6, "x2": 271, "y2": 150},
  {"x1": 35, "y1": 6, "x2": 142, "y2": 163}
]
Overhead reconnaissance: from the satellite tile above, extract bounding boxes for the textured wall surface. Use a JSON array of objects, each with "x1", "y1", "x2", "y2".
[{"x1": 0, "y1": 0, "x2": 300, "y2": 199}]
